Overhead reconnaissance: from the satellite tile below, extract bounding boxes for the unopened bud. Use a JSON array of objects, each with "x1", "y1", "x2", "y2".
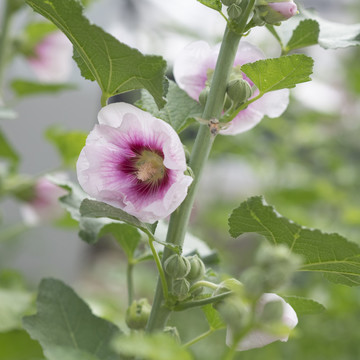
[
  {"x1": 199, "y1": 87, "x2": 210, "y2": 106},
  {"x1": 260, "y1": 299, "x2": 284, "y2": 323},
  {"x1": 164, "y1": 254, "x2": 191, "y2": 279},
  {"x1": 226, "y1": 79, "x2": 253, "y2": 106},
  {"x1": 125, "y1": 298, "x2": 151, "y2": 330},
  {"x1": 218, "y1": 295, "x2": 249, "y2": 333},
  {"x1": 186, "y1": 255, "x2": 206, "y2": 282},
  {"x1": 227, "y1": 4, "x2": 242, "y2": 19},
  {"x1": 255, "y1": 0, "x2": 298, "y2": 25},
  {"x1": 172, "y1": 278, "x2": 190, "y2": 301},
  {"x1": 214, "y1": 278, "x2": 243, "y2": 297}
]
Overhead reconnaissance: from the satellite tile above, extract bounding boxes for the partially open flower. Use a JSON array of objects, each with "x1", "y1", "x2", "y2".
[
  {"x1": 77, "y1": 103, "x2": 192, "y2": 224},
  {"x1": 20, "y1": 176, "x2": 67, "y2": 226},
  {"x1": 255, "y1": 0, "x2": 298, "y2": 24},
  {"x1": 226, "y1": 293, "x2": 298, "y2": 351},
  {"x1": 173, "y1": 41, "x2": 289, "y2": 135},
  {"x1": 27, "y1": 31, "x2": 73, "y2": 83}
]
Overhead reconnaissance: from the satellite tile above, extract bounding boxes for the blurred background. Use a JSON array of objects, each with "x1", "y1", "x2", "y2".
[{"x1": 1, "y1": 0, "x2": 360, "y2": 359}]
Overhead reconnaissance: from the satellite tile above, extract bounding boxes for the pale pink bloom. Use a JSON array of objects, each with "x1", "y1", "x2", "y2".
[
  {"x1": 20, "y1": 177, "x2": 67, "y2": 226},
  {"x1": 226, "y1": 293, "x2": 298, "y2": 351},
  {"x1": 173, "y1": 41, "x2": 289, "y2": 135},
  {"x1": 268, "y1": 1, "x2": 298, "y2": 20},
  {"x1": 77, "y1": 103, "x2": 193, "y2": 224},
  {"x1": 28, "y1": 31, "x2": 73, "y2": 83}
]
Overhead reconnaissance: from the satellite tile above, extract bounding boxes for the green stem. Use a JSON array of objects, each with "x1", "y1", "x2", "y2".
[
  {"x1": 0, "y1": 0, "x2": 12, "y2": 99},
  {"x1": 173, "y1": 291, "x2": 232, "y2": 311},
  {"x1": 184, "y1": 328, "x2": 214, "y2": 348},
  {"x1": 146, "y1": 0, "x2": 255, "y2": 333},
  {"x1": 148, "y1": 235, "x2": 169, "y2": 301},
  {"x1": 189, "y1": 280, "x2": 219, "y2": 293},
  {"x1": 100, "y1": 92, "x2": 108, "y2": 107},
  {"x1": 126, "y1": 262, "x2": 134, "y2": 306}
]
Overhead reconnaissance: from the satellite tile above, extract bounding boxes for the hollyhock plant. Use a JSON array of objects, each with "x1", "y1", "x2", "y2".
[
  {"x1": 226, "y1": 293, "x2": 298, "y2": 351},
  {"x1": 27, "y1": 31, "x2": 73, "y2": 83},
  {"x1": 173, "y1": 41, "x2": 290, "y2": 135},
  {"x1": 255, "y1": 0, "x2": 298, "y2": 24},
  {"x1": 20, "y1": 176, "x2": 67, "y2": 226},
  {"x1": 77, "y1": 103, "x2": 193, "y2": 224}
]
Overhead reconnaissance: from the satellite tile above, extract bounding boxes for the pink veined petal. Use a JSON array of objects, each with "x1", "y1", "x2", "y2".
[
  {"x1": 220, "y1": 107, "x2": 263, "y2": 135},
  {"x1": 226, "y1": 293, "x2": 298, "y2": 351},
  {"x1": 251, "y1": 89, "x2": 290, "y2": 118},
  {"x1": 233, "y1": 41, "x2": 266, "y2": 66}
]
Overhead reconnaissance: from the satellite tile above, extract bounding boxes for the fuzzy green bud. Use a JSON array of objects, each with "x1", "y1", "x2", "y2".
[
  {"x1": 226, "y1": 79, "x2": 253, "y2": 106},
  {"x1": 125, "y1": 298, "x2": 151, "y2": 330},
  {"x1": 227, "y1": 3, "x2": 242, "y2": 19},
  {"x1": 172, "y1": 278, "x2": 190, "y2": 301},
  {"x1": 259, "y1": 299, "x2": 284, "y2": 323},
  {"x1": 164, "y1": 254, "x2": 191, "y2": 279},
  {"x1": 214, "y1": 278, "x2": 243, "y2": 297},
  {"x1": 199, "y1": 87, "x2": 210, "y2": 106},
  {"x1": 186, "y1": 255, "x2": 206, "y2": 282}
]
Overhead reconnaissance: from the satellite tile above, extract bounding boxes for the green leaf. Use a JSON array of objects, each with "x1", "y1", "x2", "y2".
[
  {"x1": 0, "y1": 130, "x2": 19, "y2": 171},
  {"x1": 301, "y1": 8, "x2": 360, "y2": 49},
  {"x1": 99, "y1": 223, "x2": 141, "y2": 260},
  {"x1": 228, "y1": 196, "x2": 360, "y2": 286},
  {"x1": 282, "y1": 296, "x2": 325, "y2": 316},
  {"x1": 112, "y1": 333, "x2": 193, "y2": 360},
  {"x1": 11, "y1": 80, "x2": 75, "y2": 98},
  {"x1": 197, "y1": 0, "x2": 222, "y2": 11},
  {"x1": 136, "y1": 80, "x2": 203, "y2": 133},
  {"x1": 25, "y1": 0, "x2": 167, "y2": 107},
  {"x1": 241, "y1": 54, "x2": 314, "y2": 93},
  {"x1": 202, "y1": 304, "x2": 226, "y2": 330},
  {"x1": 0, "y1": 289, "x2": 33, "y2": 332},
  {"x1": 0, "y1": 330, "x2": 44, "y2": 360},
  {"x1": 45, "y1": 126, "x2": 87, "y2": 167},
  {"x1": 80, "y1": 199, "x2": 156, "y2": 235},
  {"x1": 285, "y1": 19, "x2": 320, "y2": 53},
  {"x1": 23, "y1": 278, "x2": 120, "y2": 360}
]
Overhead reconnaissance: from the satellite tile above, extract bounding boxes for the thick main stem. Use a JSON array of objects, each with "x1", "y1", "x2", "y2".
[{"x1": 0, "y1": 0, "x2": 12, "y2": 99}]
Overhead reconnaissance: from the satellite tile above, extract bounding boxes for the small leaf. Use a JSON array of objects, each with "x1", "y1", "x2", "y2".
[
  {"x1": 285, "y1": 19, "x2": 320, "y2": 52},
  {"x1": 0, "y1": 330, "x2": 44, "y2": 360},
  {"x1": 0, "y1": 130, "x2": 19, "y2": 171},
  {"x1": 136, "y1": 80, "x2": 203, "y2": 133},
  {"x1": 229, "y1": 196, "x2": 360, "y2": 286},
  {"x1": 23, "y1": 278, "x2": 120, "y2": 360},
  {"x1": 197, "y1": 0, "x2": 222, "y2": 11},
  {"x1": 45, "y1": 126, "x2": 87, "y2": 168},
  {"x1": 282, "y1": 296, "x2": 325, "y2": 316},
  {"x1": 80, "y1": 199, "x2": 155, "y2": 235},
  {"x1": 99, "y1": 223, "x2": 141, "y2": 260},
  {"x1": 25, "y1": 0, "x2": 167, "y2": 107},
  {"x1": 11, "y1": 80, "x2": 75, "y2": 97},
  {"x1": 112, "y1": 332, "x2": 193, "y2": 360},
  {"x1": 202, "y1": 304, "x2": 226, "y2": 330},
  {"x1": 241, "y1": 54, "x2": 314, "y2": 93}
]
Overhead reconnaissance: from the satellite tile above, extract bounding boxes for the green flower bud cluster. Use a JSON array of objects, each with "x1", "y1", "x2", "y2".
[
  {"x1": 125, "y1": 298, "x2": 152, "y2": 330},
  {"x1": 165, "y1": 254, "x2": 206, "y2": 300},
  {"x1": 241, "y1": 244, "x2": 302, "y2": 297}
]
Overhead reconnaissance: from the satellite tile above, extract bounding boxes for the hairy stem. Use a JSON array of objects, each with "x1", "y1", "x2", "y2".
[
  {"x1": 184, "y1": 328, "x2": 215, "y2": 348},
  {"x1": 146, "y1": 0, "x2": 255, "y2": 333},
  {"x1": 126, "y1": 262, "x2": 134, "y2": 306}
]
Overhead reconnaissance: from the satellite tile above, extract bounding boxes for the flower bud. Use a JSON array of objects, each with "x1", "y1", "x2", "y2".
[
  {"x1": 259, "y1": 298, "x2": 284, "y2": 323},
  {"x1": 199, "y1": 87, "x2": 210, "y2": 106},
  {"x1": 172, "y1": 278, "x2": 190, "y2": 301},
  {"x1": 125, "y1": 298, "x2": 151, "y2": 330},
  {"x1": 214, "y1": 278, "x2": 243, "y2": 297},
  {"x1": 164, "y1": 326, "x2": 181, "y2": 343},
  {"x1": 227, "y1": 4, "x2": 242, "y2": 19},
  {"x1": 164, "y1": 254, "x2": 191, "y2": 279},
  {"x1": 218, "y1": 295, "x2": 249, "y2": 333},
  {"x1": 186, "y1": 255, "x2": 206, "y2": 282},
  {"x1": 255, "y1": 0, "x2": 297, "y2": 25},
  {"x1": 226, "y1": 79, "x2": 253, "y2": 107}
]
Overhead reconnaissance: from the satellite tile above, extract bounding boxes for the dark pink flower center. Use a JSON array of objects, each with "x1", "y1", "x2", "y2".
[{"x1": 119, "y1": 143, "x2": 170, "y2": 196}]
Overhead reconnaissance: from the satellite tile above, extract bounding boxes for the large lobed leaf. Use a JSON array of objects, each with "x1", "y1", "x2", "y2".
[
  {"x1": 25, "y1": 0, "x2": 167, "y2": 107},
  {"x1": 23, "y1": 278, "x2": 120, "y2": 360},
  {"x1": 241, "y1": 54, "x2": 314, "y2": 94},
  {"x1": 229, "y1": 196, "x2": 360, "y2": 286}
]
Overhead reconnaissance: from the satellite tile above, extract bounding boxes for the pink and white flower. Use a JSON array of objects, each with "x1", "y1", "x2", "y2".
[
  {"x1": 268, "y1": 1, "x2": 298, "y2": 20},
  {"x1": 173, "y1": 41, "x2": 290, "y2": 135},
  {"x1": 77, "y1": 103, "x2": 193, "y2": 224},
  {"x1": 227, "y1": 293, "x2": 298, "y2": 351},
  {"x1": 28, "y1": 31, "x2": 73, "y2": 83},
  {"x1": 20, "y1": 176, "x2": 67, "y2": 226}
]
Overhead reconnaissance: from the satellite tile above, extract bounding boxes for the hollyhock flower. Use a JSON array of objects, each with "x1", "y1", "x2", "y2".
[
  {"x1": 173, "y1": 41, "x2": 289, "y2": 135},
  {"x1": 226, "y1": 293, "x2": 298, "y2": 351},
  {"x1": 268, "y1": 1, "x2": 298, "y2": 21},
  {"x1": 28, "y1": 31, "x2": 73, "y2": 83},
  {"x1": 77, "y1": 103, "x2": 192, "y2": 224},
  {"x1": 20, "y1": 177, "x2": 67, "y2": 226}
]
